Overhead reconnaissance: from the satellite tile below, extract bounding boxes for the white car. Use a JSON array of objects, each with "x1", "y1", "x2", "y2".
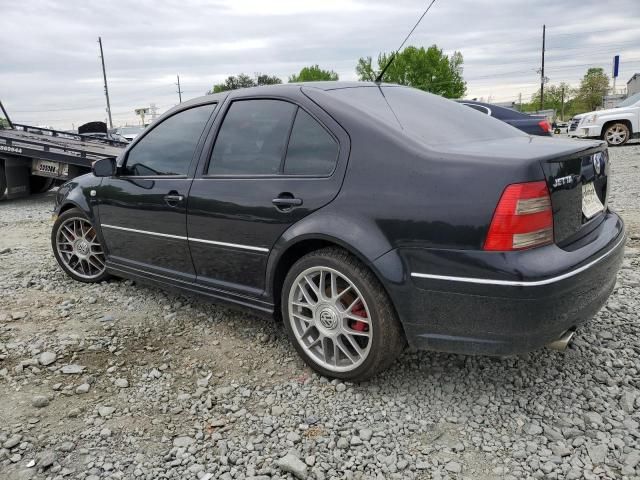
[
  {"x1": 566, "y1": 114, "x2": 584, "y2": 137},
  {"x1": 115, "y1": 126, "x2": 145, "y2": 141},
  {"x1": 572, "y1": 92, "x2": 640, "y2": 146}
]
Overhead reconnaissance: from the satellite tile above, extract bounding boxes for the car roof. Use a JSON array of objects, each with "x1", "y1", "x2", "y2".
[
  {"x1": 191, "y1": 81, "x2": 400, "y2": 101},
  {"x1": 163, "y1": 82, "x2": 404, "y2": 118}
]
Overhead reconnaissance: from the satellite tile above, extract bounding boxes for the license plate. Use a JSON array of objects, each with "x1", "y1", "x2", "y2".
[
  {"x1": 582, "y1": 182, "x2": 604, "y2": 219},
  {"x1": 32, "y1": 159, "x2": 67, "y2": 178}
]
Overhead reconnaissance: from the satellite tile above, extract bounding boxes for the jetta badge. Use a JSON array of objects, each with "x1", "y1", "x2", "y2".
[
  {"x1": 593, "y1": 152, "x2": 603, "y2": 175},
  {"x1": 553, "y1": 175, "x2": 574, "y2": 188}
]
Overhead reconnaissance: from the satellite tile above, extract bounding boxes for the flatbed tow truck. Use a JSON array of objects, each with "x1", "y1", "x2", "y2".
[{"x1": 0, "y1": 101, "x2": 126, "y2": 200}]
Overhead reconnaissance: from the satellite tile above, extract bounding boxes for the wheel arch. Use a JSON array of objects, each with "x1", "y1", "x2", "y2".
[
  {"x1": 266, "y1": 232, "x2": 405, "y2": 330},
  {"x1": 58, "y1": 201, "x2": 82, "y2": 215},
  {"x1": 601, "y1": 119, "x2": 633, "y2": 138}
]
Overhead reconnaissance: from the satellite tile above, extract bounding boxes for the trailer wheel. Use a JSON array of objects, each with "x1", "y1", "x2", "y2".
[{"x1": 30, "y1": 175, "x2": 55, "y2": 194}]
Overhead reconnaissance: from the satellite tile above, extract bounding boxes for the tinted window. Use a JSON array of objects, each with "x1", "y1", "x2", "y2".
[
  {"x1": 325, "y1": 86, "x2": 524, "y2": 146},
  {"x1": 123, "y1": 104, "x2": 215, "y2": 176},
  {"x1": 284, "y1": 109, "x2": 338, "y2": 175},
  {"x1": 209, "y1": 100, "x2": 296, "y2": 175}
]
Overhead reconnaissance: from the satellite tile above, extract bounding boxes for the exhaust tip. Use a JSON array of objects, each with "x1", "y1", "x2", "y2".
[{"x1": 546, "y1": 329, "x2": 576, "y2": 352}]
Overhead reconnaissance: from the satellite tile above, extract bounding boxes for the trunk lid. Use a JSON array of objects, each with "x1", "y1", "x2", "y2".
[{"x1": 537, "y1": 139, "x2": 609, "y2": 245}]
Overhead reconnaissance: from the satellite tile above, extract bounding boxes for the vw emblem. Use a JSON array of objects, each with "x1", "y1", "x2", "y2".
[
  {"x1": 318, "y1": 308, "x2": 338, "y2": 330},
  {"x1": 592, "y1": 152, "x2": 603, "y2": 175},
  {"x1": 76, "y1": 240, "x2": 89, "y2": 255}
]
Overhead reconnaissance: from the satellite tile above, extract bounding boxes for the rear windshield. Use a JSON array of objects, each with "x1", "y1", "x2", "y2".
[{"x1": 325, "y1": 86, "x2": 524, "y2": 145}]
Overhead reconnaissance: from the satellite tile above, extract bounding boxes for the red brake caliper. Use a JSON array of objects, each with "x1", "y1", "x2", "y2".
[{"x1": 350, "y1": 301, "x2": 369, "y2": 332}]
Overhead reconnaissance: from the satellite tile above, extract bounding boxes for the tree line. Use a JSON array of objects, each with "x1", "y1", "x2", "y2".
[
  {"x1": 207, "y1": 45, "x2": 466, "y2": 98},
  {"x1": 519, "y1": 68, "x2": 612, "y2": 120},
  {"x1": 207, "y1": 46, "x2": 614, "y2": 119}
]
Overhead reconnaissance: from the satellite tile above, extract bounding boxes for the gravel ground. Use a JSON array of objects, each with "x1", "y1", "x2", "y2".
[{"x1": 0, "y1": 142, "x2": 639, "y2": 480}]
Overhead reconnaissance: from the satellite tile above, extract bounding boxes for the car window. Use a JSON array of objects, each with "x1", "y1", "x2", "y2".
[
  {"x1": 208, "y1": 100, "x2": 296, "y2": 175},
  {"x1": 284, "y1": 109, "x2": 338, "y2": 175},
  {"x1": 325, "y1": 87, "x2": 524, "y2": 146},
  {"x1": 123, "y1": 104, "x2": 216, "y2": 176}
]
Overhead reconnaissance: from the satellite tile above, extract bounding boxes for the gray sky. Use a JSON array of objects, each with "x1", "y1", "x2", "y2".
[{"x1": 1, "y1": 0, "x2": 639, "y2": 129}]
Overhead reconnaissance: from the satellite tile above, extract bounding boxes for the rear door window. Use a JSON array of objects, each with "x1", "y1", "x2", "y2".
[
  {"x1": 283, "y1": 109, "x2": 338, "y2": 176},
  {"x1": 208, "y1": 100, "x2": 296, "y2": 175}
]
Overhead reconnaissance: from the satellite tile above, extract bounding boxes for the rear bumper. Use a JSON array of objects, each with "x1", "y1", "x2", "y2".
[{"x1": 377, "y1": 212, "x2": 625, "y2": 355}]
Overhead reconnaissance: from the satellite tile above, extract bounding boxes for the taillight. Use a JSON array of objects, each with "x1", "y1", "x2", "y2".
[
  {"x1": 538, "y1": 119, "x2": 551, "y2": 133},
  {"x1": 484, "y1": 181, "x2": 553, "y2": 251}
]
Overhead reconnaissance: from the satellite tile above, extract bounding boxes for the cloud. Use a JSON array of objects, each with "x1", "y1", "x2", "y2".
[{"x1": 1, "y1": 0, "x2": 638, "y2": 128}]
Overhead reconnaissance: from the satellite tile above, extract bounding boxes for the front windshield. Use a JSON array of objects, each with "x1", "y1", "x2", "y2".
[{"x1": 616, "y1": 92, "x2": 640, "y2": 108}]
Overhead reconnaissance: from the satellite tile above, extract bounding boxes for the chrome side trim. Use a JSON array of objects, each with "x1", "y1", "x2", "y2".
[
  {"x1": 100, "y1": 224, "x2": 269, "y2": 253},
  {"x1": 410, "y1": 235, "x2": 624, "y2": 287},
  {"x1": 101, "y1": 224, "x2": 186, "y2": 241},
  {"x1": 189, "y1": 237, "x2": 269, "y2": 253}
]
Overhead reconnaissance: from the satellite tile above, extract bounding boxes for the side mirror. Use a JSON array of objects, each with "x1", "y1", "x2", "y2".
[{"x1": 92, "y1": 157, "x2": 117, "y2": 177}]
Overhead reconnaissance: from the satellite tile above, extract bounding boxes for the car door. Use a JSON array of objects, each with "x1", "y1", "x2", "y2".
[
  {"x1": 97, "y1": 102, "x2": 217, "y2": 281},
  {"x1": 187, "y1": 92, "x2": 349, "y2": 298}
]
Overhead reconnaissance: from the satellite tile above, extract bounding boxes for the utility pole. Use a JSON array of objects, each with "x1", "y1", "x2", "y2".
[
  {"x1": 98, "y1": 37, "x2": 113, "y2": 129},
  {"x1": 518, "y1": 92, "x2": 522, "y2": 111},
  {"x1": 539, "y1": 24, "x2": 546, "y2": 110},
  {"x1": 176, "y1": 75, "x2": 183, "y2": 103},
  {"x1": 560, "y1": 86, "x2": 565, "y2": 121}
]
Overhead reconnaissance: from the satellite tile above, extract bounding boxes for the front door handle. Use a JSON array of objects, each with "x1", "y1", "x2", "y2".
[
  {"x1": 272, "y1": 193, "x2": 303, "y2": 211},
  {"x1": 164, "y1": 192, "x2": 184, "y2": 206}
]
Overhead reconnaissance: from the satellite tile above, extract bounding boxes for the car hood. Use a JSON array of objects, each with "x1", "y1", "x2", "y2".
[{"x1": 582, "y1": 106, "x2": 638, "y2": 117}]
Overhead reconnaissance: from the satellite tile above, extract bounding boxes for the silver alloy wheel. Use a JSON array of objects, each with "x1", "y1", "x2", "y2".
[
  {"x1": 288, "y1": 266, "x2": 372, "y2": 372},
  {"x1": 55, "y1": 217, "x2": 106, "y2": 280},
  {"x1": 605, "y1": 124, "x2": 628, "y2": 145}
]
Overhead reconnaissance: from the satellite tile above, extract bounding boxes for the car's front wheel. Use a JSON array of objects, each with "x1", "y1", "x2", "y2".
[
  {"x1": 603, "y1": 122, "x2": 630, "y2": 146},
  {"x1": 281, "y1": 248, "x2": 405, "y2": 381},
  {"x1": 51, "y1": 208, "x2": 110, "y2": 283}
]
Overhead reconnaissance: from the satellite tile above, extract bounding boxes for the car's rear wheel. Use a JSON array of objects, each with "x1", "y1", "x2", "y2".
[
  {"x1": 281, "y1": 248, "x2": 405, "y2": 381},
  {"x1": 603, "y1": 122, "x2": 630, "y2": 146},
  {"x1": 51, "y1": 208, "x2": 110, "y2": 283}
]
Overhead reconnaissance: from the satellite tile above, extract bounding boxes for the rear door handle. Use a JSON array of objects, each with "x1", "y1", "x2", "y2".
[
  {"x1": 272, "y1": 198, "x2": 303, "y2": 207},
  {"x1": 272, "y1": 194, "x2": 303, "y2": 210}
]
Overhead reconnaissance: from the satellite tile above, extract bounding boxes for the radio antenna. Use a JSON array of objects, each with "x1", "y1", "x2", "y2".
[{"x1": 375, "y1": 0, "x2": 438, "y2": 84}]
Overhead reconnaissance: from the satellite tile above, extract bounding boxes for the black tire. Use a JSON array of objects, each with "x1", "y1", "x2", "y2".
[
  {"x1": 30, "y1": 175, "x2": 55, "y2": 194},
  {"x1": 51, "y1": 208, "x2": 111, "y2": 283},
  {"x1": 281, "y1": 247, "x2": 405, "y2": 381},
  {"x1": 602, "y1": 122, "x2": 630, "y2": 147}
]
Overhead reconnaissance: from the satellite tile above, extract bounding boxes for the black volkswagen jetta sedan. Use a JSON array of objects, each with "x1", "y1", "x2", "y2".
[{"x1": 52, "y1": 82, "x2": 625, "y2": 381}]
